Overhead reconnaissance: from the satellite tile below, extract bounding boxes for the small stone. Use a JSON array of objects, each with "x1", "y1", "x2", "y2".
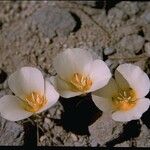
[
  {"x1": 89, "y1": 113, "x2": 123, "y2": 146},
  {"x1": 141, "y1": 10, "x2": 150, "y2": 24},
  {"x1": 40, "y1": 135, "x2": 47, "y2": 142},
  {"x1": 144, "y1": 42, "x2": 150, "y2": 56},
  {"x1": 105, "y1": 59, "x2": 113, "y2": 67},
  {"x1": 104, "y1": 48, "x2": 116, "y2": 55},
  {"x1": 116, "y1": 2, "x2": 139, "y2": 16},
  {"x1": 56, "y1": 109, "x2": 61, "y2": 115},
  {"x1": 48, "y1": 107, "x2": 56, "y2": 116},
  {"x1": 115, "y1": 141, "x2": 130, "y2": 147},
  {"x1": 29, "y1": 6, "x2": 76, "y2": 38},
  {"x1": 44, "y1": 118, "x2": 51, "y2": 124},
  {"x1": 89, "y1": 136, "x2": 99, "y2": 147},
  {"x1": 118, "y1": 35, "x2": 145, "y2": 53},
  {"x1": 3, "y1": 80, "x2": 8, "y2": 89},
  {"x1": 46, "y1": 114, "x2": 51, "y2": 118},
  {"x1": 70, "y1": 133, "x2": 78, "y2": 142},
  {"x1": 45, "y1": 38, "x2": 50, "y2": 44},
  {"x1": 0, "y1": 117, "x2": 24, "y2": 145},
  {"x1": 115, "y1": 25, "x2": 139, "y2": 39}
]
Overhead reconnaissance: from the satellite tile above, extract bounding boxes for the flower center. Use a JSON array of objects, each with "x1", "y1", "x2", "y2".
[
  {"x1": 112, "y1": 88, "x2": 137, "y2": 111},
  {"x1": 70, "y1": 73, "x2": 92, "y2": 92},
  {"x1": 23, "y1": 92, "x2": 47, "y2": 113}
]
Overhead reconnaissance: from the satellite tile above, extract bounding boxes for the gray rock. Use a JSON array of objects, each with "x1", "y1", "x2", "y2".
[
  {"x1": 140, "y1": 10, "x2": 150, "y2": 24},
  {"x1": 104, "y1": 47, "x2": 116, "y2": 55},
  {"x1": 118, "y1": 35, "x2": 145, "y2": 53},
  {"x1": 70, "y1": 133, "x2": 78, "y2": 142},
  {"x1": 29, "y1": 6, "x2": 76, "y2": 38},
  {"x1": 144, "y1": 42, "x2": 150, "y2": 56},
  {"x1": 115, "y1": 141, "x2": 130, "y2": 147},
  {"x1": 43, "y1": 118, "x2": 54, "y2": 130},
  {"x1": 89, "y1": 136, "x2": 99, "y2": 147},
  {"x1": 89, "y1": 113, "x2": 123, "y2": 146},
  {"x1": 115, "y1": 25, "x2": 140, "y2": 39},
  {"x1": 116, "y1": 2, "x2": 139, "y2": 16},
  {"x1": 0, "y1": 117, "x2": 24, "y2": 145},
  {"x1": 135, "y1": 125, "x2": 150, "y2": 147},
  {"x1": 143, "y1": 25, "x2": 150, "y2": 41}
]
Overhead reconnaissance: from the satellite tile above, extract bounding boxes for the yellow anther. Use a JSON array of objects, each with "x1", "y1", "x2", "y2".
[
  {"x1": 112, "y1": 88, "x2": 137, "y2": 111},
  {"x1": 23, "y1": 92, "x2": 47, "y2": 113},
  {"x1": 70, "y1": 73, "x2": 92, "y2": 92}
]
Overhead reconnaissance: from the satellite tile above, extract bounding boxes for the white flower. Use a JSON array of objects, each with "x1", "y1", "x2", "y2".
[
  {"x1": 50, "y1": 48, "x2": 112, "y2": 98},
  {"x1": 92, "y1": 63, "x2": 150, "y2": 122},
  {"x1": 0, "y1": 67, "x2": 59, "y2": 121}
]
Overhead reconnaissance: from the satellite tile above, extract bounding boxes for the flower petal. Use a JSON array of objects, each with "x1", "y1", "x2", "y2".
[
  {"x1": 53, "y1": 48, "x2": 93, "y2": 80},
  {"x1": 49, "y1": 76, "x2": 82, "y2": 98},
  {"x1": 92, "y1": 95, "x2": 113, "y2": 112},
  {"x1": 93, "y1": 78, "x2": 118, "y2": 99},
  {"x1": 116, "y1": 64, "x2": 150, "y2": 98},
  {"x1": 8, "y1": 67, "x2": 44, "y2": 100},
  {"x1": 37, "y1": 79, "x2": 59, "y2": 113},
  {"x1": 0, "y1": 95, "x2": 32, "y2": 121},
  {"x1": 112, "y1": 98, "x2": 150, "y2": 122},
  {"x1": 88, "y1": 60, "x2": 112, "y2": 92}
]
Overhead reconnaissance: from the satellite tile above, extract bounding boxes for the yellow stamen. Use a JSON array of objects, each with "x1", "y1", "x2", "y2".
[
  {"x1": 70, "y1": 73, "x2": 92, "y2": 92},
  {"x1": 22, "y1": 92, "x2": 47, "y2": 113},
  {"x1": 112, "y1": 88, "x2": 137, "y2": 111}
]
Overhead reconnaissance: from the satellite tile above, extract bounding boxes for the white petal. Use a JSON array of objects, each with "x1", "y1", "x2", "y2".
[
  {"x1": 53, "y1": 48, "x2": 93, "y2": 80},
  {"x1": 49, "y1": 76, "x2": 82, "y2": 98},
  {"x1": 112, "y1": 98, "x2": 150, "y2": 122},
  {"x1": 93, "y1": 78, "x2": 118, "y2": 99},
  {"x1": 116, "y1": 64, "x2": 150, "y2": 98},
  {"x1": 8, "y1": 67, "x2": 44, "y2": 100},
  {"x1": 88, "y1": 60, "x2": 112, "y2": 92},
  {"x1": 0, "y1": 95, "x2": 32, "y2": 121},
  {"x1": 37, "y1": 80, "x2": 59, "y2": 113},
  {"x1": 92, "y1": 95, "x2": 113, "y2": 112}
]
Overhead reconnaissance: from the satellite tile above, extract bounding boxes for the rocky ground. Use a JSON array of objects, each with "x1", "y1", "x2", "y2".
[{"x1": 0, "y1": 1, "x2": 150, "y2": 147}]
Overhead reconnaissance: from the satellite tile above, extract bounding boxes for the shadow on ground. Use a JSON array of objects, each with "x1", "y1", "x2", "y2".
[
  {"x1": 53, "y1": 93, "x2": 102, "y2": 135},
  {"x1": 141, "y1": 88, "x2": 150, "y2": 129},
  {"x1": 106, "y1": 120, "x2": 141, "y2": 147}
]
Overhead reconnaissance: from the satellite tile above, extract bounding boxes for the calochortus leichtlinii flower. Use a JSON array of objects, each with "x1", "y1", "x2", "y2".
[
  {"x1": 50, "y1": 48, "x2": 111, "y2": 98},
  {"x1": 92, "y1": 63, "x2": 150, "y2": 122},
  {"x1": 0, "y1": 67, "x2": 59, "y2": 121}
]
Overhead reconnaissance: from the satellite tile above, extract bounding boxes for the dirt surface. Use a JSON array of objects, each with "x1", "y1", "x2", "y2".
[{"x1": 0, "y1": 1, "x2": 150, "y2": 147}]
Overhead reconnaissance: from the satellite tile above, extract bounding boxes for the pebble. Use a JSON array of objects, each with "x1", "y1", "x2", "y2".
[
  {"x1": 144, "y1": 42, "x2": 150, "y2": 56},
  {"x1": 40, "y1": 135, "x2": 47, "y2": 142},
  {"x1": 45, "y1": 38, "x2": 50, "y2": 44},
  {"x1": 70, "y1": 133, "x2": 78, "y2": 142},
  {"x1": 118, "y1": 34, "x2": 145, "y2": 53},
  {"x1": 141, "y1": 10, "x2": 150, "y2": 24},
  {"x1": 115, "y1": 141, "x2": 130, "y2": 147},
  {"x1": 104, "y1": 47, "x2": 116, "y2": 56},
  {"x1": 29, "y1": 6, "x2": 76, "y2": 38},
  {"x1": 44, "y1": 118, "x2": 51, "y2": 124}
]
